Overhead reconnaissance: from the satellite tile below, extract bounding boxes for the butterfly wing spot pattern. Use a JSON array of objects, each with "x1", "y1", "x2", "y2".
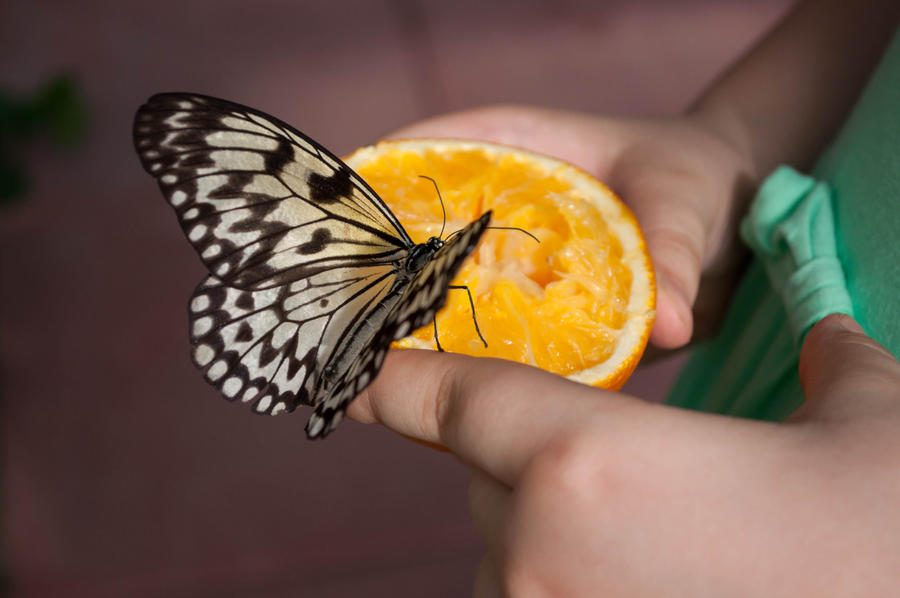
[{"x1": 134, "y1": 93, "x2": 491, "y2": 438}]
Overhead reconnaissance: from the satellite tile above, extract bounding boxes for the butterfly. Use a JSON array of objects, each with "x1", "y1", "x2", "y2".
[{"x1": 133, "y1": 93, "x2": 491, "y2": 439}]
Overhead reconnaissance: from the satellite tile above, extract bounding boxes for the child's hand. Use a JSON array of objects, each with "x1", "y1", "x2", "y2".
[
  {"x1": 348, "y1": 314, "x2": 900, "y2": 596},
  {"x1": 386, "y1": 106, "x2": 755, "y2": 348}
]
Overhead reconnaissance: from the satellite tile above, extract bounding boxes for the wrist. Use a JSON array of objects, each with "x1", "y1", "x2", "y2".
[{"x1": 685, "y1": 102, "x2": 760, "y2": 184}]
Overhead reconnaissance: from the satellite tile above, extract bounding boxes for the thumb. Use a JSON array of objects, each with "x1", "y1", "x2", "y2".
[
  {"x1": 613, "y1": 173, "x2": 707, "y2": 349},
  {"x1": 795, "y1": 314, "x2": 900, "y2": 422}
]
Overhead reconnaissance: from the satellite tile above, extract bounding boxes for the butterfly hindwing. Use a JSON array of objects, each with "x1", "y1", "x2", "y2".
[
  {"x1": 188, "y1": 258, "x2": 401, "y2": 415},
  {"x1": 305, "y1": 212, "x2": 492, "y2": 439}
]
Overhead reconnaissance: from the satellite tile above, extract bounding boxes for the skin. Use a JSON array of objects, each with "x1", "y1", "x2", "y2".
[
  {"x1": 349, "y1": 315, "x2": 900, "y2": 596},
  {"x1": 346, "y1": 0, "x2": 900, "y2": 595},
  {"x1": 390, "y1": 108, "x2": 753, "y2": 350}
]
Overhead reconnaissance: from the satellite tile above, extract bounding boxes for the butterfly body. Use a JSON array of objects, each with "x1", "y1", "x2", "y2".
[
  {"x1": 134, "y1": 93, "x2": 490, "y2": 439},
  {"x1": 402, "y1": 236, "x2": 445, "y2": 276}
]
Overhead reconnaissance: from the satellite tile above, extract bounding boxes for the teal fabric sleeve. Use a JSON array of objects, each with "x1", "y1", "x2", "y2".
[
  {"x1": 663, "y1": 164, "x2": 858, "y2": 422},
  {"x1": 665, "y1": 167, "x2": 854, "y2": 421},
  {"x1": 666, "y1": 26, "x2": 899, "y2": 419},
  {"x1": 739, "y1": 166, "x2": 854, "y2": 346}
]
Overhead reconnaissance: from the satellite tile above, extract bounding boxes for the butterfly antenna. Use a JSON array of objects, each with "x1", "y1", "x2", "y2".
[
  {"x1": 445, "y1": 225, "x2": 539, "y2": 245},
  {"x1": 485, "y1": 226, "x2": 541, "y2": 244},
  {"x1": 419, "y1": 175, "x2": 447, "y2": 239}
]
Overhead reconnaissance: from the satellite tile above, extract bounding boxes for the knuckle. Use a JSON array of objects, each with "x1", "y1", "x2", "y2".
[
  {"x1": 526, "y1": 429, "x2": 618, "y2": 504},
  {"x1": 429, "y1": 358, "x2": 463, "y2": 442},
  {"x1": 648, "y1": 226, "x2": 705, "y2": 272}
]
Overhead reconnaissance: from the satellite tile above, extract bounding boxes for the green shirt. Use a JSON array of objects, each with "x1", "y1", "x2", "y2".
[{"x1": 667, "y1": 27, "x2": 900, "y2": 419}]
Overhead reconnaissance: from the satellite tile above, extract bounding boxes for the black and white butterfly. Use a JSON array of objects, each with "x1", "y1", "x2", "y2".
[{"x1": 133, "y1": 93, "x2": 491, "y2": 439}]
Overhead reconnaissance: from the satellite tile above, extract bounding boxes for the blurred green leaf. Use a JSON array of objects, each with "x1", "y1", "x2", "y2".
[
  {"x1": 0, "y1": 73, "x2": 87, "y2": 203},
  {"x1": 0, "y1": 156, "x2": 28, "y2": 201},
  {"x1": 35, "y1": 74, "x2": 88, "y2": 146}
]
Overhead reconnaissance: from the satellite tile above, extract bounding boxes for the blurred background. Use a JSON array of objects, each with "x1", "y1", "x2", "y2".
[{"x1": 1, "y1": 1, "x2": 792, "y2": 596}]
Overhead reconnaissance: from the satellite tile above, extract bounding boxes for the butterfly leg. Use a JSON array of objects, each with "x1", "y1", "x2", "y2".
[
  {"x1": 433, "y1": 317, "x2": 445, "y2": 352},
  {"x1": 448, "y1": 285, "x2": 488, "y2": 348}
]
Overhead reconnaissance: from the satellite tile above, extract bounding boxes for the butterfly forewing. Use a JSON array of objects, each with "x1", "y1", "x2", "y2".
[
  {"x1": 134, "y1": 93, "x2": 411, "y2": 290},
  {"x1": 135, "y1": 92, "x2": 491, "y2": 438}
]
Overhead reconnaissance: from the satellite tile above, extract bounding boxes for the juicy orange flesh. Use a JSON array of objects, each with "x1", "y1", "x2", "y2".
[{"x1": 354, "y1": 147, "x2": 633, "y2": 376}]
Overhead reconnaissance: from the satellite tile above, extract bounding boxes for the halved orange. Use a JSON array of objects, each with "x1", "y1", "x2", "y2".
[{"x1": 345, "y1": 139, "x2": 656, "y2": 390}]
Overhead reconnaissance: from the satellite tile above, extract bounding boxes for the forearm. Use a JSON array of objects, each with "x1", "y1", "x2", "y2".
[{"x1": 690, "y1": 0, "x2": 900, "y2": 180}]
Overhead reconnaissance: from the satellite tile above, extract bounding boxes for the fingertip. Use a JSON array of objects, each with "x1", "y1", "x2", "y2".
[
  {"x1": 649, "y1": 285, "x2": 693, "y2": 349},
  {"x1": 800, "y1": 313, "x2": 863, "y2": 367},
  {"x1": 828, "y1": 312, "x2": 863, "y2": 334},
  {"x1": 798, "y1": 312, "x2": 897, "y2": 401},
  {"x1": 344, "y1": 349, "x2": 429, "y2": 425},
  {"x1": 344, "y1": 348, "x2": 466, "y2": 441},
  {"x1": 798, "y1": 314, "x2": 846, "y2": 392},
  {"x1": 344, "y1": 388, "x2": 375, "y2": 424}
]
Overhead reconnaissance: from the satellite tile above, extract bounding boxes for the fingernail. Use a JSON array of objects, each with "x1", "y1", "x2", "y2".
[
  {"x1": 831, "y1": 313, "x2": 863, "y2": 333},
  {"x1": 656, "y1": 282, "x2": 693, "y2": 327}
]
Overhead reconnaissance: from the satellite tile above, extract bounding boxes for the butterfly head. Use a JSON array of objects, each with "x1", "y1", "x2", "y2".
[{"x1": 405, "y1": 236, "x2": 445, "y2": 274}]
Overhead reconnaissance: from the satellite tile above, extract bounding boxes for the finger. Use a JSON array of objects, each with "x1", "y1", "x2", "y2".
[
  {"x1": 613, "y1": 172, "x2": 708, "y2": 348},
  {"x1": 347, "y1": 349, "x2": 614, "y2": 485},
  {"x1": 384, "y1": 105, "x2": 625, "y2": 179},
  {"x1": 646, "y1": 230, "x2": 699, "y2": 348},
  {"x1": 473, "y1": 554, "x2": 502, "y2": 598},
  {"x1": 468, "y1": 469, "x2": 511, "y2": 550},
  {"x1": 386, "y1": 105, "x2": 531, "y2": 142},
  {"x1": 795, "y1": 313, "x2": 900, "y2": 422}
]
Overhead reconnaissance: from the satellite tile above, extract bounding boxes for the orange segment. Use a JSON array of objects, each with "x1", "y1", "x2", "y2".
[{"x1": 345, "y1": 139, "x2": 655, "y2": 390}]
